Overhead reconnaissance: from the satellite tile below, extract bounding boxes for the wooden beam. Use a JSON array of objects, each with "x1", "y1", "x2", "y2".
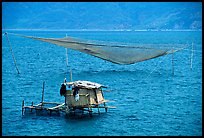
[
  {"x1": 41, "y1": 102, "x2": 62, "y2": 105},
  {"x1": 91, "y1": 106, "x2": 116, "y2": 108},
  {"x1": 23, "y1": 106, "x2": 36, "y2": 109},
  {"x1": 103, "y1": 90, "x2": 112, "y2": 92},
  {"x1": 97, "y1": 99, "x2": 113, "y2": 104},
  {"x1": 48, "y1": 103, "x2": 65, "y2": 110}
]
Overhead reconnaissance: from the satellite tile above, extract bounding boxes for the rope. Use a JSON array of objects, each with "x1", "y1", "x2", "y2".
[
  {"x1": 65, "y1": 48, "x2": 72, "y2": 82},
  {"x1": 65, "y1": 48, "x2": 69, "y2": 81},
  {"x1": 140, "y1": 43, "x2": 194, "y2": 82},
  {"x1": 66, "y1": 48, "x2": 68, "y2": 68},
  {"x1": 141, "y1": 53, "x2": 169, "y2": 82},
  {"x1": 181, "y1": 43, "x2": 201, "y2": 53},
  {"x1": 4, "y1": 32, "x2": 20, "y2": 74}
]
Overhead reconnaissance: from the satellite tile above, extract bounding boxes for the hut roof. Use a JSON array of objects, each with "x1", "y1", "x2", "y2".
[{"x1": 66, "y1": 80, "x2": 106, "y2": 89}]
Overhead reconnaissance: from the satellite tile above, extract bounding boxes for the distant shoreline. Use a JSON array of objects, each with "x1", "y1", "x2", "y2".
[{"x1": 2, "y1": 29, "x2": 202, "y2": 32}]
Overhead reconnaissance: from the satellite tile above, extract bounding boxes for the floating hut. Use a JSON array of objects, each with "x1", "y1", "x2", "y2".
[
  {"x1": 22, "y1": 80, "x2": 115, "y2": 117},
  {"x1": 60, "y1": 80, "x2": 110, "y2": 116}
]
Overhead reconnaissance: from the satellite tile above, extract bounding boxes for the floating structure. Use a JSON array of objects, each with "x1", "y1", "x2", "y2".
[
  {"x1": 22, "y1": 81, "x2": 115, "y2": 117},
  {"x1": 22, "y1": 81, "x2": 66, "y2": 116},
  {"x1": 61, "y1": 80, "x2": 115, "y2": 116}
]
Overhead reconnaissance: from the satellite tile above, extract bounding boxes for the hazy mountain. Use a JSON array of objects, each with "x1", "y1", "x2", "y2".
[{"x1": 2, "y1": 2, "x2": 202, "y2": 30}]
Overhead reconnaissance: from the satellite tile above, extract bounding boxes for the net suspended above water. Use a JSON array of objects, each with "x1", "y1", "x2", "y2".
[{"x1": 9, "y1": 33, "x2": 185, "y2": 65}]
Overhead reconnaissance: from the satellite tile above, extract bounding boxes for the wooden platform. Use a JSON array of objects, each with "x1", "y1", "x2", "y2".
[
  {"x1": 22, "y1": 81, "x2": 115, "y2": 117},
  {"x1": 22, "y1": 100, "x2": 116, "y2": 117}
]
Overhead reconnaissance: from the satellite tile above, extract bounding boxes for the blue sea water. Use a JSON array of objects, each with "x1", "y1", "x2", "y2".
[{"x1": 2, "y1": 30, "x2": 202, "y2": 136}]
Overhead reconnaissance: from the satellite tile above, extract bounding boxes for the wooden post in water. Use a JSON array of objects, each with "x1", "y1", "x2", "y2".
[
  {"x1": 89, "y1": 107, "x2": 93, "y2": 117},
  {"x1": 97, "y1": 105, "x2": 100, "y2": 115},
  {"x1": 65, "y1": 47, "x2": 73, "y2": 82},
  {"x1": 31, "y1": 101, "x2": 33, "y2": 112},
  {"x1": 104, "y1": 102, "x2": 107, "y2": 112},
  {"x1": 190, "y1": 42, "x2": 194, "y2": 70},
  {"x1": 66, "y1": 48, "x2": 68, "y2": 74},
  {"x1": 22, "y1": 100, "x2": 24, "y2": 115},
  {"x1": 70, "y1": 69, "x2": 72, "y2": 82},
  {"x1": 81, "y1": 108, "x2": 84, "y2": 117},
  {"x1": 171, "y1": 49, "x2": 174, "y2": 76},
  {"x1": 41, "y1": 81, "x2": 45, "y2": 106}
]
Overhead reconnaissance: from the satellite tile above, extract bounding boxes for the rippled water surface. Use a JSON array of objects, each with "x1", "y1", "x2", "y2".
[{"x1": 2, "y1": 31, "x2": 202, "y2": 136}]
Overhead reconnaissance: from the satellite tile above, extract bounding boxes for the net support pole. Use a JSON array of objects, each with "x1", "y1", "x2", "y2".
[
  {"x1": 41, "y1": 81, "x2": 45, "y2": 106},
  {"x1": 190, "y1": 42, "x2": 194, "y2": 70},
  {"x1": 65, "y1": 44, "x2": 73, "y2": 82},
  {"x1": 171, "y1": 49, "x2": 174, "y2": 76},
  {"x1": 5, "y1": 32, "x2": 20, "y2": 74},
  {"x1": 66, "y1": 48, "x2": 68, "y2": 67},
  {"x1": 65, "y1": 48, "x2": 72, "y2": 82},
  {"x1": 65, "y1": 48, "x2": 68, "y2": 80},
  {"x1": 70, "y1": 68, "x2": 72, "y2": 82}
]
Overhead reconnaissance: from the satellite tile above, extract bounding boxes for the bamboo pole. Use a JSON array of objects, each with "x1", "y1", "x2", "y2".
[
  {"x1": 49, "y1": 110, "x2": 52, "y2": 116},
  {"x1": 172, "y1": 49, "x2": 174, "y2": 76},
  {"x1": 5, "y1": 32, "x2": 20, "y2": 74},
  {"x1": 70, "y1": 68, "x2": 73, "y2": 82},
  {"x1": 48, "y1": 103, "x2": 65, "y2": 110},
  {"x1": 104, "y1": 102, "x2": 107, "y2": 112},
  {"x1": 22, "y1": 100, "x2": 24, "y2": 115},
  {"x1": 41, "y1": 81, "x2": 45, "y2": 106},
  {"x1": 190, "y1": 42, "x2": 194, "y2": 70},
  {"x1": 31, "y1": 101, "x2": 33, "y2": 112},
  {"x1": 89, "y1": 107, "x2": 93, "y2": 117},
  {"x1": 41, "y1": 102, "x2": 61, "y2": 105},
  {"x1": 66, "y1": 48, "x2": 68, "y2": 68}
]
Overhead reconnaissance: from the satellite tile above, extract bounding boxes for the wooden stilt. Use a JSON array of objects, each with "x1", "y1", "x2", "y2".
[
  {"x1": 81, "y1": 108, "x2": 84, "y2": 117},
  {"x1": 31, "y1": 102, "x2": 33, "y2": 112},
  {"x1": 22, "y1": 100, "x2": 24, "y2": 115},
  {"x1": 72, "y1": 107, "x2": 75, "y2": 116},
  {"x1": 89, "y1": 111, "x2": 92, "y2": 117},
  {"x1": 89, "y1": 106, "x2": 92, "y2": 117},
  {"x1": 97, "y1": 105, "x2": 100, "y2": 115},
  {"x1": 41, "y1": 81, "x2": 45, "y2": 106},
  {"x1": 64, "y1": 95, "x2": 66, "y2": 106},
  {"x1": 104, "y1": 102, "x2": 108, "y2": 112}
]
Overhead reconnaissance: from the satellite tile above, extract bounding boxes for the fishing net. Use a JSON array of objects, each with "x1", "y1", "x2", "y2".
[{"x1": 9, "y1": 33, "x2": 185, "y2": 65}]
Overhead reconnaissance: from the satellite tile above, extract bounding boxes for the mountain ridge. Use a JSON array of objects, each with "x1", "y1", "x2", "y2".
[{"x1": 2, "y1": 2, "x2": 202, "y2": 30}]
